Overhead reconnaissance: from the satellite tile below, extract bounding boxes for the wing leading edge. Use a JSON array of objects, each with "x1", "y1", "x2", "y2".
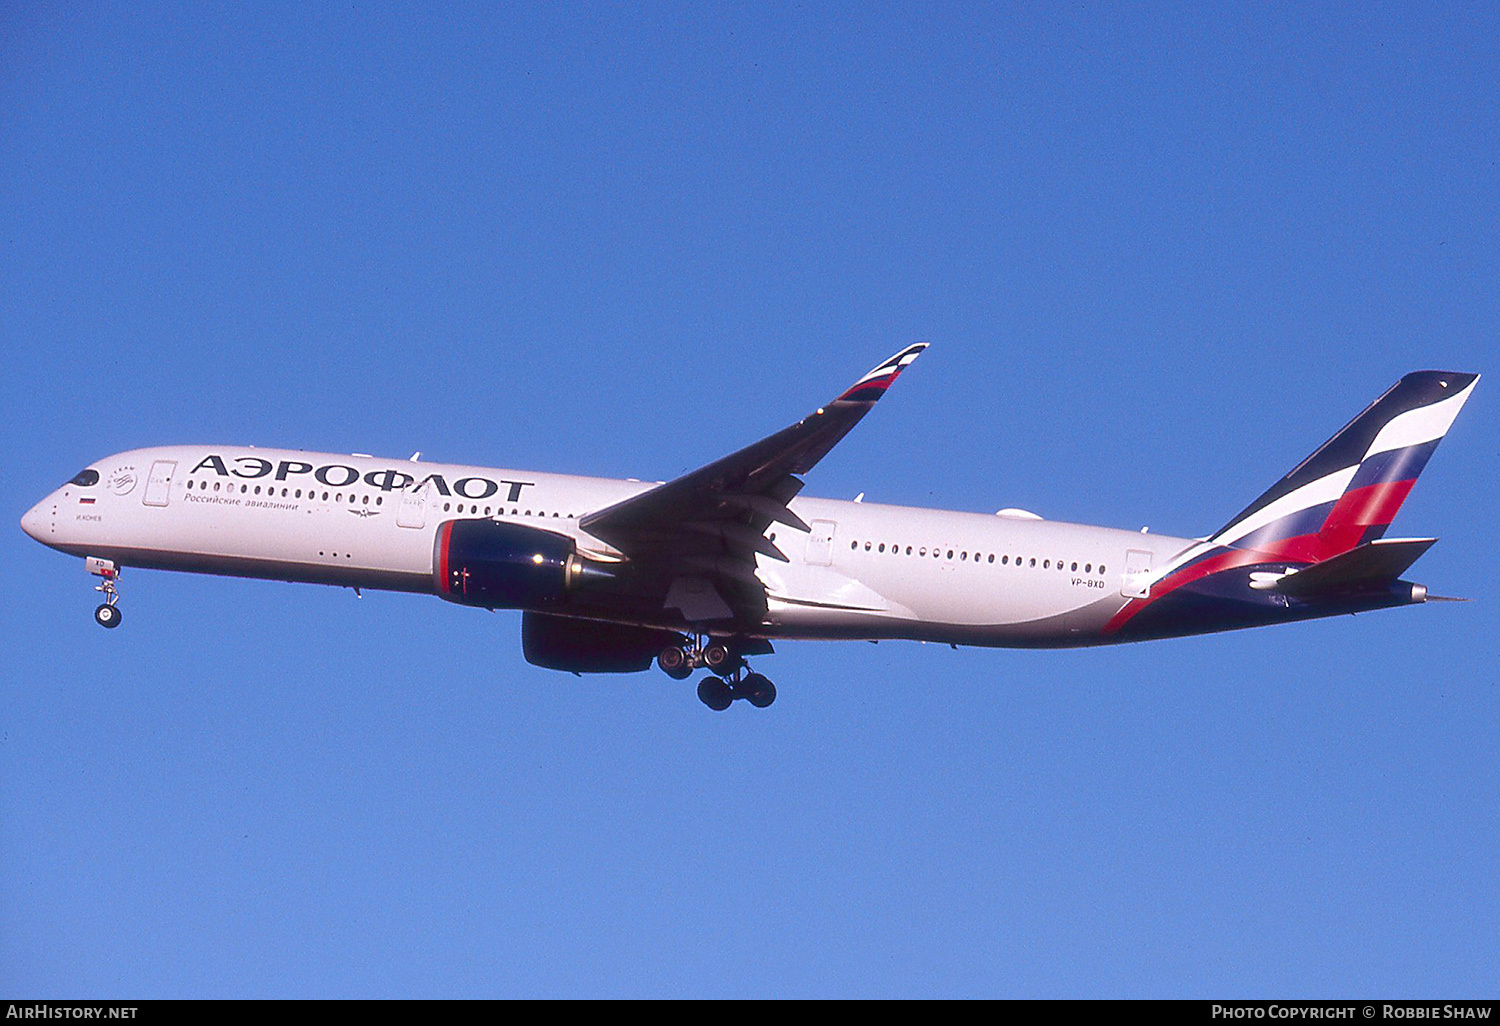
[{"x1": 579, "y1": 343, "x2": 928, "y2": 623}]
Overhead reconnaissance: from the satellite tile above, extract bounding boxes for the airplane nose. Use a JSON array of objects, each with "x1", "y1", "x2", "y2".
[{"x1": 20, "y1": 501, "x2": 45, "y2": 541}]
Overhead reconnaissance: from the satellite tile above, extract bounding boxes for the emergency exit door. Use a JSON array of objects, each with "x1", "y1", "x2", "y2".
[
  {"x1": 397, "y1": 481, "x2": 429, "y2": 529},
  {"x1": 806, "y1": 520, "x2": 837, "y2": 566}
]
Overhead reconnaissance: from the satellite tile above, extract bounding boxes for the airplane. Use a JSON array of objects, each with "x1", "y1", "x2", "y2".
[{"x1": 20, "y1": 346, "x2": 1479, "y2": 710}]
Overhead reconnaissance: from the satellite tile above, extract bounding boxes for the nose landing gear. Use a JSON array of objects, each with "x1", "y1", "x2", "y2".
[
  {"x1": 664, "y1": 637, "x2": 776, "y2": 710},
  {"x1": 86, "y1": 556, "x2": 122, "y2": 629}
]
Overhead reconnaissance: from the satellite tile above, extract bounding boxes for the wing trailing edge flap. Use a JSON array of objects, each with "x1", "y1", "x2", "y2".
[
  {"x1": 664, "y1": 576, "x2": 735, "y2": 622},
  {"x1": 1272, "y1": 537, "x2": 1437, "y2": 598}
]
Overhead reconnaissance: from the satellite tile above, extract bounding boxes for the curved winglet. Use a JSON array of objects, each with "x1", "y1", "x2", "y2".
[{"x1": 836, "y1": 343, "x2": 929, "y2": 403}]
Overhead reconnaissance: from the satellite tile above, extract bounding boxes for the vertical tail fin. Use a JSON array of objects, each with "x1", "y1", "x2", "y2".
[{"x1": 1210, "y1": 371, "x2": 1479, "y2": 562}]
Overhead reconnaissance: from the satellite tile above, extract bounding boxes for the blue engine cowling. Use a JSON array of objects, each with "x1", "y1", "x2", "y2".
[
  {"x1": 434, "y1": 519, "x2": 606, "y2": 609},
  {"x1": 522, "y1": 612, "x2": 683, "y2": 673}
]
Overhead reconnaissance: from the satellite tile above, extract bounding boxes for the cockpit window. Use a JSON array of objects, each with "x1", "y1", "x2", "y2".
[{"x1": 69, "y1": 469, "x2": 100, "y2": 487}]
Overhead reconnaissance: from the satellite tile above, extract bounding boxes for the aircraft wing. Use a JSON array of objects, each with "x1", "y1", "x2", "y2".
[{"x1": 579, "y1": 344, "x2": 927, "y2": 624}]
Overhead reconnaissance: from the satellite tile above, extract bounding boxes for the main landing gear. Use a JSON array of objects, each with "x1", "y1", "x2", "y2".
[
  {"x1": 87, "y1": 556, "x2": 122, "y2": 629},
  {"x1": 696, "y1": 671, "x2": 776, "y2": 711},
  {"x1": 659, "y1": 638, "x2": 777, "y2": 711}
]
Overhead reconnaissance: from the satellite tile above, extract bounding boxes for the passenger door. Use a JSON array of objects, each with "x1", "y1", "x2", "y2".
[
  {"x1": 142, "y1": 460, "x2": 176, "y2": 507},
  {"x1": 1122, "y1": 548, "x2": 1153, "y2": 599}
]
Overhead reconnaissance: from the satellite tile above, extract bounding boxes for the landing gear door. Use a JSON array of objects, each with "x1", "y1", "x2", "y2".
[
  {"x1": 1122, "y1": 548, "x2": 1153, "y2": 599},
  {"x1": 397, "y1": 480, "x2": 429, "y2": 529},
  {"x1": 142, "y1": 460, "x2": 176, "y2": 507},
  {"x1": 806, "y1": 519, "x2": 836, "y2": 566}
]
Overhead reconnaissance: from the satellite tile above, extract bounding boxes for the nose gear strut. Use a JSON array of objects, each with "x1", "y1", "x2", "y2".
[{"x1": 86, "y1": 556, "x2": 122, "y2": 629}]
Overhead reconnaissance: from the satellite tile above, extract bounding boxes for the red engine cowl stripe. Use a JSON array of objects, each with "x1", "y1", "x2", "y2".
[{"x1": 437, "y1": 520, "x2": 453, "y2": 595}]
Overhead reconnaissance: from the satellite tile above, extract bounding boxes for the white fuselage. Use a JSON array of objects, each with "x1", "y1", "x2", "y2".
[{"x1": 23, "y1": 445, "x2": 1197, "y2": 647}]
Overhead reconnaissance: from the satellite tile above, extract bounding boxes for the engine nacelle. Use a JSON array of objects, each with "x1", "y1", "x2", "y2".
[
  {"x1": 433, "y1": 519, "x2": 612, "y2": 609},
  {"x1": 522, "y1": 612, "x2": 682, "y2": 673}
]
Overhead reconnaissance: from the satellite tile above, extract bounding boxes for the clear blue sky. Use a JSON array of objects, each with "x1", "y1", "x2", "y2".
[{"x1": 2, "y1": 1, "x2": 1496, "y2": 998}]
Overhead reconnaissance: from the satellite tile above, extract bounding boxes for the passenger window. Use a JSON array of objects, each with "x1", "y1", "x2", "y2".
[
  {"x1": 1029, "y1": 558, "x2": 1036, "y2": 567},
  {"x1": 879, "y1": 544, "x2": 885, "y2": 552},
  {"x1": 1085, "y1": 563, "x2": 1091, "y2": 573},
  {"x1": 905, "y1": 546, "x2": 912, "y2": 555},
  {"x1": 1071, "y1": 562, "x2": 1078, "y2": 571},
  {"x1": 988, "y1": 554, "x2": 994, "y2": 563},
  {"x1": 851, "y1": 541, "x2": 858, "y2": 550},
  {"x1": 946, "y1": 550, "x2": 954, "y2": 559}
]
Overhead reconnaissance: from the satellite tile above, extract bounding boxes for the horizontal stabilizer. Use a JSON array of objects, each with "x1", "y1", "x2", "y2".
[{"x1": 1275, "y1": 538, "x2": 1437, "y2": 598}]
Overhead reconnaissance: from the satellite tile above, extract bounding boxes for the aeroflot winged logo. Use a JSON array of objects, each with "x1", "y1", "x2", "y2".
[{"x1": 189, "y1": 455, "x2": 535, "y2": 502}]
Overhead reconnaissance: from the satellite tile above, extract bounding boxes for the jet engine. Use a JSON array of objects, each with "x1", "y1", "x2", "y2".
[
  {"x1": 522, "y1": 612, "x2": 683, "y2": 673},
  {"x1": 433, "y1": 519, "x2": 615, "y2": 609}
]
